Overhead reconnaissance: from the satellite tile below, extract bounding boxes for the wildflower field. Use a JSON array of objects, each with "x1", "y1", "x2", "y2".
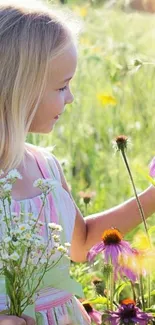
[
  {"x1": 27, "y1": 1, "x2": 155, "y2": 321},
  {"x1": 28, "y1": 1, "x2": 155, "y2": 222}
]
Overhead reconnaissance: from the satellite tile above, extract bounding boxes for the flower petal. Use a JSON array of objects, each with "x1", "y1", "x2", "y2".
[
  {"x1": 87, "y1": 242, "x2": 105, "y2": 262},
  {"x1": 104, "y1": 245, "x2": 120, "y2": 265},
  {"x1": 120, "y1": 240, "x2": 133, "y2": 254},
  {"x1": 119, "y1": 265, "x2": 137, "y2": 282},
  {"x1": 149, "y1": 157, "x2": 155, "y2": 177},
  {"x1": 90, "y1": 310, "x2": 102, "y2": 325}
]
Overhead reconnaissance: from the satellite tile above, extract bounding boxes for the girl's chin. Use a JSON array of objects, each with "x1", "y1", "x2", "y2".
[{"x1": 29, "y1": 121, "x2": 57, "y2": 134}]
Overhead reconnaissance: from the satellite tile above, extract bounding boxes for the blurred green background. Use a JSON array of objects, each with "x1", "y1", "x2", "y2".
[{"x1": 28, "y1": 0, "x2": 155, "y2": 232}]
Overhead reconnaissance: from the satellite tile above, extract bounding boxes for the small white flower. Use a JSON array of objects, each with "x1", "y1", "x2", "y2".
[
  {"x1": 0, "y1": 183, "x2": 12, "y2": 199},
  {"x1": 64, "y1": 254, "x2": 70, "y2": 260},
  {"x1": 48, "y1": 223, "x2": 62, "y2": 232},
  {"x1": 10, "y1": 229, "x2": 19, "y2": 236},
  {"x1": 10, "y1": 252, "x2": 20, "y2": 261},
  {"x1": 52, "y1": 234, "x2": 60, "y2": 242},
  {"x1": 13, "y1": 217, "x2": 20, "y2": 223},
  {"x1": 48, "y1": 223, "x2": 58, "y2": 230},
  {"x1": 57, "y1": 245, "x2": 68, "y2": 254},
  {"x1": 6, "y1": 169, "x2": 22, "y2": 181},
  {"x1": 33, "y1": 178, "x2": 44, "y2": 188},
  {"x1": 64, "y1": 242, "x2": 71, "y2": 248},
  {"x1": 37, "y1": 221, "x2": 44, "y2": 227},
  {"x1": 49, "y1": 248, "x2": 56, "y2": 255},
  {"x1": 24, "y1": 233, "x2": 32, "y2": 240},
  {"x1": 56, "y1": 225, "x2": 62, "y2": 232},
  {"x1": 4, "y1": 183, "x2": 12, "y2": 191},
  {"x1": 34, "y1": 178, "x2": 56, "y2": 193},
  {"x1": 19, "y1": 224, "x2": 30, "y2": 232}
]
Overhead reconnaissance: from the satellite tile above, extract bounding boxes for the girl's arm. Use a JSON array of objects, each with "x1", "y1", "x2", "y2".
[{"x1": 54, "y1": 157, "x2": 155, "y2": 262}]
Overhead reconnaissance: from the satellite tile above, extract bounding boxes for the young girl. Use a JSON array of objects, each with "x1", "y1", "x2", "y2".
[{"x1": 0, "y1": 1, "x2": 155, "y2": 325}]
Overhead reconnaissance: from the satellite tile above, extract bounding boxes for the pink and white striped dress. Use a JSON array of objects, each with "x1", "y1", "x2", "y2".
[{"x1": 0, "y1": 145, "x2": 91, "y2": 325}]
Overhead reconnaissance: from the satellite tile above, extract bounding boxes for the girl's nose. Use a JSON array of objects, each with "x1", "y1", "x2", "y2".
[{"x1": 65, "y1": 90, "x2": 74, "y2": 105}]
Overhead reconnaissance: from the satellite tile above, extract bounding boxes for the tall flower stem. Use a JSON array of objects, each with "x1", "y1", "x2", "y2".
[
  {"x1": 106, "y1": 277, "x2": 110, "y2": 310},
  {"x1": 130, "y1": 281, "x2": 137, "y2": 302},
  {"x1": 84, "y1": 203, "x2": 88, "y2": 217},
  {"x1": 139, "y1": 274, "x2": 145, "y2": 311},
  {"x1": 110, "y1": 264, "x2": 114, "y2": 311},
  {"x1": 147, "y1": 274, "x2": 151, "y2": 308},
  {"x1": 120, "y1": 147, "x2": 150, "y2": 245}
]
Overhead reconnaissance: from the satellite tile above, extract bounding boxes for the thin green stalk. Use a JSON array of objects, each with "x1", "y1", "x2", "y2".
[
  {"x1": 84, "y1": 203, "x2": 88, "y2": 217},
  {"x1": 139, "y1": 274, "x2": 145, "y2": 311},
  {"x1": 110, "y1": 265, "x2": 114, "y2": 311},
  {"x1": 121, "y1": 148, "x2": 150, "y2": 245},
  {"x1": 106, "y1": 276, "x2": 109, "y2": 310},
  {"x1": 147, "y1": 274, "x2": 151, "y2": 308},
  {"x1": 130, "y1": 281, "x2": 137, "y2": 302}
]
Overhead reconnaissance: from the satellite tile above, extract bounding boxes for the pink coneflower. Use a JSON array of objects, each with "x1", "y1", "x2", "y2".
[
  {"x1": 82, "y1": 301, "x2": 102, "y2": 325},
  {"x1": 149, "y1": 157, "x2": 155, "y2": 177},
  {"x1": 104, "y1": 299, "x2": 152, "y2": 325},
  {"x1": 79, "y1": 191, "x2": 96, "y2": 204},
  {"x1": 114, "y1": 264, "x2": 137, "y2": 282},
  {"x1": 87, "y1": 228, "x2": 133, "y2": 266}
]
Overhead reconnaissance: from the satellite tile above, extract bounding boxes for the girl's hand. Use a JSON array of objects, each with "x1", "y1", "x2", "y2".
[{"x1": 0, "y1": 315, "x2": 35, "y2": 325}]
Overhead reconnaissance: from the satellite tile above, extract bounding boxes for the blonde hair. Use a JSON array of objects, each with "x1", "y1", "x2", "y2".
[{"x1": 0, "y1": 0, "x2": 79, "y2": 172}]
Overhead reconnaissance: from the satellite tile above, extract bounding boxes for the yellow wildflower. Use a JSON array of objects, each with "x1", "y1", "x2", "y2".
[
  {"x1": 133, "y1": 231, "x2": 150, "y2": 250},
  {"x1": 73, "y1": 6, "x2": 88, "y2": 18},
  {"x1": 97, "y1": 93, "x2": 117, "y2": 106}
]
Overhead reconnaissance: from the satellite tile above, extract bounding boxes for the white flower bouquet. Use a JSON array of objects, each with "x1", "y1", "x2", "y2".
[{"x1": 0, "y1": 170, "x2": 70, "y2": 316}]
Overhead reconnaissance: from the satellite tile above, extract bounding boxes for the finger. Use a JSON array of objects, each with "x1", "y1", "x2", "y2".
[{"x1": 21, "y1": 315, "x2": 36, "y2": 325}]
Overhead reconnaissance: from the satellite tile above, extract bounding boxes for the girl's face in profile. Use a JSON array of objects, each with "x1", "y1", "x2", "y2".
[{"x1": 29, "y1": 42, "x2": 77, "y2": 134}]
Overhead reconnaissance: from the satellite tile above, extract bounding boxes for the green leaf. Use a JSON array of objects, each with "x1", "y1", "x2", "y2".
[{"x1": 114, "y1": 281, "x2": 131, "y2": 300}]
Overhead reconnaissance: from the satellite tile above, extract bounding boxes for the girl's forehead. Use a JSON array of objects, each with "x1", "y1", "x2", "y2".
[{"x1": 49, "y1": 43, "x2": 77, "y2": 85}]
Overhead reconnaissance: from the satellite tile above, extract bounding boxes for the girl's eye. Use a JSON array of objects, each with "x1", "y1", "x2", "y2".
[{"x1": 59, "y1": 86, "x2": 67, "y2": 92}]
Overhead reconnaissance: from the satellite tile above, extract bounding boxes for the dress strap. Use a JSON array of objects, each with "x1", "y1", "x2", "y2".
[
  {"x1": 25, "y1": 143, "x2": 58, "y2": 180},
  {"x1": 33, "y1": 149, "x2": 52, "y2": 179}
]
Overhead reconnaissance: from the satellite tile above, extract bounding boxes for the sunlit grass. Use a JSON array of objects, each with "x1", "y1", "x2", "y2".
[{"x1": 28, "y1": 3, "x2": 155, "y2": 229}]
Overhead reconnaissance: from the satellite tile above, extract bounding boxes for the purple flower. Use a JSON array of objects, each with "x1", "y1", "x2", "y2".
[
  {"x1": 87, "y1": 228, "x2": 133, "y2": 266},
  {"x1": 82, "y1": 301, "x2": 102, "y2": 325},
  {"x1": 149, "y1": 157, "x2": 155, "y2": 177},
  {"x1": 104, "y1": 299, "x2": 152, "y2": 325},
  {"x1": 114, "y1": 264, "x2": 137, "y2": 282}
]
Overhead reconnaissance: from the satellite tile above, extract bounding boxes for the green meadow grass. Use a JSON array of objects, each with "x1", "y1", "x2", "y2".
[
  {"x1": 27, "y1": 1, "x2": 155, "y2": 303},
  {"x1": 28, "y1": 4, "x2": 155, "y2": 226}
]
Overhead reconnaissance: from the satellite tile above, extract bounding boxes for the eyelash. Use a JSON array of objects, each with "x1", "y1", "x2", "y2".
[{"x1": 59, "y1": 86, "x2": 67, "y2": 92}]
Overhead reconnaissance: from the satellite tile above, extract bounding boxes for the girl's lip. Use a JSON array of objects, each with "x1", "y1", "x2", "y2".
[{"x1": 54, "y1": 115, "x2": 60, "y2": 120}]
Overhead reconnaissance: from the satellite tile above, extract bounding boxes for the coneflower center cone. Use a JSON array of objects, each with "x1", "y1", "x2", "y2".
[{"x1": 102, "y1": 229, "x2": 122, "y2": 245}]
